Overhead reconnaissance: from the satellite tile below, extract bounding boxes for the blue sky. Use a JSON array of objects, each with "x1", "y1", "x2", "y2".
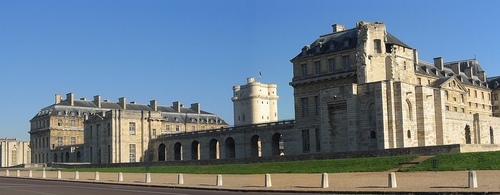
[{"x1": 1, "y1": 0, "x2": 499, "y2": 141}]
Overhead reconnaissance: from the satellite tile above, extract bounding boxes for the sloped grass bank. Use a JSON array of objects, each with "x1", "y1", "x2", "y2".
[
  {"x1": 408, "y1": 151, "x2": 500, "y2": 171},
  {"x1": 61, "y1": 155, "x2": 417, "y2": 174}
]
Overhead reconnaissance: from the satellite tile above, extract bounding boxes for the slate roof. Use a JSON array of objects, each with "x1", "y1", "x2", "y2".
[
  {"x1": 415, "y1": 59, "x2": 490, "y2": 89},
  {"x1": 291, "y1": 27, "x2": 412, "y2": 61},
  {"x1": 487, "y1": 76, "x2": 500, "y2": 90},
  {"x1": 31, "y1": 99, "x2": 227, "y2": 125}
]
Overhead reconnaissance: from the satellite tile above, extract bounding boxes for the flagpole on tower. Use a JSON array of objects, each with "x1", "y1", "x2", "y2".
[{"x1": 259, "y1": 69, "x2": 261, "y2": 82}]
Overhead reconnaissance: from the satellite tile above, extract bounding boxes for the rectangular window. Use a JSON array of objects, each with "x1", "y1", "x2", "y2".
[
  {"x1": 302, "y1": 130, "x2": 310, "y2": 153},
  {"x1": 417, "y1": 78, "x2": 421, "y2": 85},
  {"x1": 71, "y1": 137, "x2": 76, "y2": 145},
  {"x1": 301, "y1": 64, "x2": 307, "y2": 77},
  {"x1": 152, "y1": 129, "x2": 156, "y2": 138},
  {"x1": 129, "y1": 122, "x2": 136, "y2": 135},
  {"x1": 71, "y1": 120, "x2": 75, "y2": 126},
  {"x1": 343, "y1": 56, "x2": 350, "y2": 70},
  {"x1": 374, "y1": 39, "x2": 382, "y2": 53},
  {"x1": 192, "y1": 126, "x2": 195, "y2": 131},
  {"x1": 58, "y1": 120, "x2": 62, "y2": 126},
  {"x1": 315, "y1": 129, "x2": 321, "y2": 152},
  {"x1": 482, "y1": 92, "x2": 484, "y2": 99},
  {"x1": 301, "y1": 98, "x2": 309, "y2": 117},
  {"x1": 445, "y1": 106, "x2": 449, "y2": 111},
  {"x1": 329, "y1": 59, "x2": 335, "y2": 72},
  {"x1": 176, "y1": 125, "x2": 180, "y2": 131},
  {"x1": 314, "y1": 61, "x2": 321, "y2": 75},
  {"x1": 165, "y1": 125, "x2": 170, "y2": 131},
  {"x1": 58, "y1": 137, "x2": 62, "y2": 147},
  {"x1": 89, "y1": 126, "x2": 93, "y2": 139},
  {"x1": 314, "y1": 96, "x2": 319, "y2": 116},
  {"x1": 461, "y1": 108, "x2": 465, "y2": 113},
  {"x1": 494, "y1": 94, "x2": 498, "y2": 101},
  {"x1": 461, "y1": 94, "x2": 464, "y2": 103},
  {"x1": 129, "y1": 144, "x2": 136, "y2": 162},
  {"x1": 454, "y1": 107, "x2": 457, "y2": 112},
  {"x1": 475, "y1": 90, "x2": 477, "y2": 98}
]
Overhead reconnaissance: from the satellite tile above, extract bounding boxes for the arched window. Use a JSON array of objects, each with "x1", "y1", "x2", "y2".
[{"x1": 406, "y1": 99, "x2": 413, "y2": 121}]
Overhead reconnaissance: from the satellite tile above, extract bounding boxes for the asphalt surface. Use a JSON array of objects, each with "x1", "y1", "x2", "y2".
[{"x1": 0, "y1": 177, "x2": 292, "y2": 195}]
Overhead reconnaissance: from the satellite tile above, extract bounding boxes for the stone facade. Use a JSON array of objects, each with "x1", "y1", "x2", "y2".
[
  {"x1": 84, "y1": 100, "x2": 228, "y2": 164},
  {"x1": 290, "y1": 21, "x2": 500, "y2": 153},
  {"x1": 232, "y1": 77, "x2": 279, "y2": 126},
  {"x1": 0, "y1": 138, "x2": 30, "y2": 167}
]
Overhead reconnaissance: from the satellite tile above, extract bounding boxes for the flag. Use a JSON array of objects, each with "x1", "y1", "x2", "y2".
[{"x1": 259, "y1": 69, "x2": 261, "y2": 81}]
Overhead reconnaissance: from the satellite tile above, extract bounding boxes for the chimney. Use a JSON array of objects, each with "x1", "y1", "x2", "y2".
[
  {"x1": 433, "y1": 57, "x2": 444, "y2": 70},
  {"x1": 247, "y1": 77, "x2": 255, "y2": 84},
  {"x1": 55, "y1": 94, "x2": 62, "y2": 104},
  {"x1": 150, "y1": 100, "x2": 157, "y2": 111},
  {"x1": 413, "y1": 49, "x2": 419, "y2": 66},
  {"x1": 119, "y1": 97, "x2": 126, "y2": 109},
  {"x1": 80, "y1": 98, "x2": 86, "y2": 100},
  {"x1": 93, "y1": 95, "x2": 101, "y2": 108},
  {"x1": 332, "y1": 24, "x2": 347, "y2": 32},
  {"x1": 191, "y1": 103, "x2": 200, "y2": 114},
  {"x1": 130, "y1": 101, "x2": 136, "y2": 104},
  {"x1": 66, "y1": 93, "x2": 74, "y2": 106},
  {"x1": 478, "y1": 71, "x2": 486, "y2": 82},
  {"x1": 173, "y1": 101, "x2": 181, "y2": 113}
]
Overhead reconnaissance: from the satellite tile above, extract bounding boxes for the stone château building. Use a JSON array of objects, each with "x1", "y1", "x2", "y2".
[
  {"x1": 29, "y1": 93, "x2": 228, "y2": 163},
  {"x1": 290, "y1": 21, "x2": 500, "y2": 153}
]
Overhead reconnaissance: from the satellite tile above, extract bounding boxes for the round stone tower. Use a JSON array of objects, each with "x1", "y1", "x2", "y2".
[{"x1": 232, "y1": 77, "x2": 279, "y2": 126}]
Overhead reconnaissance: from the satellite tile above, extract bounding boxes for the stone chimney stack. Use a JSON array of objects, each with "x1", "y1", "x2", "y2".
[
  {"x1": 247, "y1": 77, "x2": 255, "y2": 83},
  {"x1": 173, "y1": 101, "x2": 181, "y2": 113},
  {"x1": 434, "y1": 57, "x2": 444, "y2": 70},
  {"x1": 55, "y1": 94, "x2": 62, "y2": 104},
  {"x1": 332, "y1": 24, "x2": 347, "y2": 32},
  {"x1": 191, "y1": 103, "x2": 200, "y2": 114},
  {"x1": 150, "y1": 100, "x2": 158, "y2": 111},
  {"x1": 119, "y1": 97, "x2": 126, "y2": 109},
  {"x1": 94, "y1": 95, "x2": 101, "y2": 108},
  {"x1": 66, "y1": 93, "x2": 74, "y2": 106},
  {"x1": 478, "y1": 71, "x2": 486, "y2": 82},
  {"x1": 413, "y1": 49, "x2": 419, "y2": 66}
]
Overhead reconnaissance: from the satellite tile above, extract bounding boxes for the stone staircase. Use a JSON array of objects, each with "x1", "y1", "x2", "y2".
[{"x1": 389, "y1": 155, "x2": 435, "y2": 172}]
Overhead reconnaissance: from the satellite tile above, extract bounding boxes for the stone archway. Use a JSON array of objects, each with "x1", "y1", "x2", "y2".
[
  {"x1": 209, "y1": 139, "x2": 219, "y2": 159},
  {"x1": 272, "y1": 133, "x2": 284, "y2": 156},
  {"x1": 158, "y1": 143, "x2": 166, "y2": 161},
  {"x1": 225, "y1": 137, "x2": 235, "y2": 159},
  {"x1": 65, "y1": 152, "x2": 69, "y2": 162},
  {"x1": 191, "y1": 141, "x2": 200, "y2": 160},
  {"x1": 251, "y1": 135, "x2": 261, "y2": 157},
  {"x1": 174, "y1": 142, "x2": 182, "y2": 161}
]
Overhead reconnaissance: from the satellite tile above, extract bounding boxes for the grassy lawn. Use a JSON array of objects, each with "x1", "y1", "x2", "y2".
[
  {"x1": 60, "y1": 155, "x2": 417, "y2": 174},
  {"x1": 404, "y1": 151, "x2": 500, "y2": 172}
]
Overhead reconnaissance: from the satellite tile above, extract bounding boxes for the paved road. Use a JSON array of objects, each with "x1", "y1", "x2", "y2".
[{"x1": 0, "y1": 177, "x2": 292, "y2": 195}]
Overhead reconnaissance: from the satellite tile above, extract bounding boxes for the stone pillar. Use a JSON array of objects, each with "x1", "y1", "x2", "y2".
[
  {"x1": 321, "y1": 173, "x2": 329, "y2": 188},
  {"x1": 388, "y1": 172, "x2": 397, "y2": 188},
  {"x1": 57, "y1": 171, "x2": 61, "y2": 179},
  {"x1": 94, "y1": 172, "x2": 100, "y2": 181},
  {"x1": 145, "y1": 173, "x2": 151, "y2": 183},
  {"x1": 5, "y1": 170, "x2": 8, "y2": 176},
  {"x1": 265, "y1": 173, "x2": 272, "y2": 187},
  {"x1": 28, "y1": 170, "x2": 32, "y2": 178},
  {"x1": 468, "y1": 171, "x2": 478, "y2": 188},
  {"x1": 118, "y1": 172, "x2": 123, "y2": 182},
  {"x1": 216, "y1": 174, "x2": 222, "y2": 186},
  {"x1": 74, "y1": 171, "x2": 79, "y2": 180},
  {"x1": 16, "y1": 170, "x2": 20, "y2": 177},
  {"x1": 178, "y1": 174, "x2": 184, "y2": 184},
  {"x1": 42, "y1": 168, "x2": 46, "y2": 178}
]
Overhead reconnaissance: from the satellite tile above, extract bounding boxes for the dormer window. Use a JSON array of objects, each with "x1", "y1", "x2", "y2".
[
  {"x1": 329, "y1": 43, "x2": 335, "y2": 50},
  {"x1": 343, "y1": 39, "x2": 349, "y2": 47}
]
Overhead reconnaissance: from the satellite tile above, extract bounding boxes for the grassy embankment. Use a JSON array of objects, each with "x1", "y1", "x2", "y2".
[
  {"x1": 61, "y1": 155, "x2": 417, "y2": 174},
  {"x1": 403, "y1": 151, "x2": 500, "y2": 172}
]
